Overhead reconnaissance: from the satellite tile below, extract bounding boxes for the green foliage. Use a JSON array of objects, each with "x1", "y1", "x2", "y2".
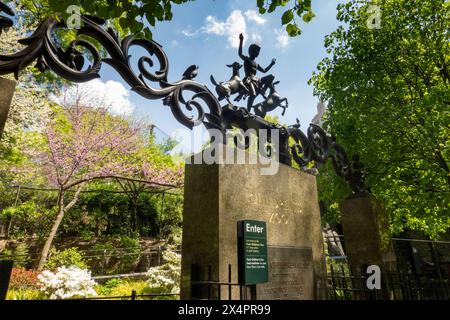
[
  {"x1": 1, "y1": 243, "x2": 31, "y2": 268},
  {"x1": 6, "y1": 288, "x2": 45, "y2": 300},
  {"x1": 0, "y1": 200, "x2": 56, "y2": 240},
  {"x1": 44, "y1": 247, "x2": 88, "y2": 270},
  {"x1": 87, "y1": 237, "x2": 141, "y2": 274},
  {"x1": 326, "y1": 259, "x2": 352, "y2": 299},
  {"x1": 88, "y1": 242, "x2": 116, "y2": 275},
  {"x1": 310, "y1": 0, "x2": 450, "y2": 238},
  {"x1": 155, "y1": 193, "x2": 183, "y2": 239},
  {"x1": 257, "y1": 0, "x2": 315, "y2": 37},
  {"x1": 94, "y1": 279, "x2": 178, "y2": 300},
  {"x1": 95, "y1": 278, "x2": 123, "y2": 296},
  {"x1": 0, "y1": 90, "x2": 183, "y2": 258},
  {"x1": 118, "y1": 236, "x2": 141, "y2": 273},
  {"x1": 157, "y1": 137, "x2": 179, "y2": 155},
  {"x1": 6, "y1": 277, "x2": 177, "y2": 300},
  {"x1": 97, "y1": 279, "x2": 145, "y2": 299},
  {"x1": 16, "y1": 0, "x2": 191, "y2": 39},
  {"x1": 100, "y1": 279, "x2": 143, "y2": 298},
  {"x1": 316, "y1": 160, "x2": 351, "y2": 226}
]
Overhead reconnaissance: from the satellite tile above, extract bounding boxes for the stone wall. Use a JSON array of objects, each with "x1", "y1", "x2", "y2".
[{"x1": 181, "y1": 151, "x2": 327, "y2": 300}]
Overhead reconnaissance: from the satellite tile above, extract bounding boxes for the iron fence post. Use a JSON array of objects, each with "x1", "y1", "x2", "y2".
[{"x1": 0, "y1": 260, "x2": 13, "y2": 300}]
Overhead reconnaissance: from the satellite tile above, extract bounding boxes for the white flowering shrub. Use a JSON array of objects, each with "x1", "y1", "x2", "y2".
[
  {"x1": 147, "y1": 249, "x2": 181, "y2": 293},
  {"x1": 37, "y1": 266, "x2": 98, "y2": 299}
]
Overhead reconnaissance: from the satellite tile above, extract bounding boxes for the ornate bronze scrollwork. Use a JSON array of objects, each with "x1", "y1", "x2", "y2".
[
  {"x1": 0, "y1": 7, "x2": 223, "y2": 131},
  {"x1": 0, "y1": 2, "x2": 368, "y2": 193}
]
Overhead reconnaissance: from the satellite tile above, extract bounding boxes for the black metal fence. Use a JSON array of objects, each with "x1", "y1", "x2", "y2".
[
  {"x1": 328, "y1": 262, "x2": 383, "y2": 300},
  {"x1": 0, "y1": 244, "x2": 181, "y2": 277},
  {"x1": 190, "y1": 264, "x2": 255, "y2": 300},
  {"x1": 328, "y1": 261, "x2": 450, "y2": 300},
  {"x1": 323, "y1": 234, "x2": 450, "y2": 300},
  {"x1": 76, "y1": 290, "x2": 179, "y2": 300}
]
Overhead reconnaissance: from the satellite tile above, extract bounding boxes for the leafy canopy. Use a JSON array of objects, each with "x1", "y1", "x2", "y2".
[{"x1": 310, "y1": 0, "x2": 450, "y2": 238}]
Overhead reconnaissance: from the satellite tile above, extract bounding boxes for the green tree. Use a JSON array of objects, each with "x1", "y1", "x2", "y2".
[
  {"x1": 32, "y1": 97, "x2": 143, "y2": 270},
  {"x1": 310, "y1": 0, "x2": 450, "y2": 238}
]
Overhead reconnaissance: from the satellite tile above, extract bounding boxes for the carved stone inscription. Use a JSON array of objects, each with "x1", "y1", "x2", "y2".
[{"x1": 256, "y1": 246, "x2": 314, "y2": 300}]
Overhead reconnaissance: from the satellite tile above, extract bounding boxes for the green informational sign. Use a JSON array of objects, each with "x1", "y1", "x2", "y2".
[{"x1": 237, "y1": 220, "x2": 269, "y2": 285}]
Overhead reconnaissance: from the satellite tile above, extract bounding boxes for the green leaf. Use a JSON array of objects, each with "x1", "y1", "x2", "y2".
[
  {"x1": 268, "y1": 1, "x2": 277, "y2": 13},
  {"x1": 282, "y1": 10, "x2": 294, "y2": 25},
  {"x1": 119, "y1": 17, "x2": 129, "y2": 30},
  {"x1": 155, "y1": 4, "x2": 165, "y2": 20},
  {"x1": 144, "y1": 27, "x2": 153, "y2": 40},
  {"x1": 302, "y1": 11, "x2": 316, "y2": 23},
  {"x1": 286, "y1": 23, "x2": 301, "y2": 37},
  {"x1": 97, "y1": 6, "x2": 111, "y2": 19},
  {"x1": 48, "y1": 0, "x2": 71, "y2": 13},
  {"x1": 146, "y1": 13, "x2": 156, "y2": 26}
]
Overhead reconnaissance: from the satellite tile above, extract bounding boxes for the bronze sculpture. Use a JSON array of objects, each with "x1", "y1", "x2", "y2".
[
  {"x1": 236, "y1": 33, "x2": 277, "y2": 112},
  {"x1": 210, "y1": 62, "x2": 249, "y2": 103},
  {"x1": 211, "y1": 34, "x2": 288, "y2": 117},
  {"x1": 252, "y1": 79, "x2": 288, "y2": 117}
]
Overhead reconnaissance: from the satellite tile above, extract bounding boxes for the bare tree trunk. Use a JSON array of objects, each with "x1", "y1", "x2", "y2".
[
  {"x1": 37, "y1": 189, "x2": 65, "y2": 271},
  {"x1": 5, "y1": 216, "x2": 12, "y2": 238},
  {"x1": 37, "y1": 184, "x2": 84, "y2": 271}
]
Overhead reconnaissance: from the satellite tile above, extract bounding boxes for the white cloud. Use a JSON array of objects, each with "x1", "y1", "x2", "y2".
[
  {"x1": 275, "y1": 29, "x2": 290, "y2": 50},
  {"x1": 203, "y1": 10, "x2": 247, "y2": 48},
  {"x1": 251, "y1": 33, "x2": 262, "y2": 44},
  {"x1": 244, "y1": 10, "x2": 267, "y2": 25},
  {"x1": 182, "y1": 10, "x2": 266, "y2": 49},
  {"x1": 182, "y1": 29, "x2": 198, "y2": 37},
  {"x1": 57, "y1": 79, "x2": 135, "y2": 115}
]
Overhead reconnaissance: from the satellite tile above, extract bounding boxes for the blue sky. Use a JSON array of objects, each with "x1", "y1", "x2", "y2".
[{"x1": 95, "y1": 0, "x2": 346, "y2": 153}]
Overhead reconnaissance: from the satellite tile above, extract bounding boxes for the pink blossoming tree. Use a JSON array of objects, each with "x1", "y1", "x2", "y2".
[{"x1": 35, "y1": 88, "x2": 182, "y2": 270}]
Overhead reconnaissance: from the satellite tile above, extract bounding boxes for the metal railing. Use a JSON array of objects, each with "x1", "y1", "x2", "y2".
[
  {"x1": 72, "y1": 290, "x2": 179, "y2": 300},
  {"x1": 328, "y1": 263, "x2": 450, "y2": 300},
  {"x1": 190, "y1": 264, "x2": 255, "y2": 300},
  {"x1": 324, "y1": 234, "x2": 450, "y2": 300}
]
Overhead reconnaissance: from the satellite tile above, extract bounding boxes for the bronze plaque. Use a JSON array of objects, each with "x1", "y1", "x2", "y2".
[{"x1": 256, "y1": 246, "x2": 314, "y2": 300}]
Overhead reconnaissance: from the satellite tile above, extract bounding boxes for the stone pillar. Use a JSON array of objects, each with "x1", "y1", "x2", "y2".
[
  {"x1": 341, "y1": 194, "x2": 397, "y2": 298},
  {"x1": 0, "y1": 77, "x2": 16, "y2": 140},
  {"x1": 181, "y1": 146, "x2": 327, "y2": 300}
]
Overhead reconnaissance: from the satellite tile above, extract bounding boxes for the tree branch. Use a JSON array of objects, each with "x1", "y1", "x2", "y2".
[
  {"x1": 64, "y1": 182, "x2": 85, "y2": 212},
  {"x1": 64, "y1": 175, "x2": 181, "y2": 191}
]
